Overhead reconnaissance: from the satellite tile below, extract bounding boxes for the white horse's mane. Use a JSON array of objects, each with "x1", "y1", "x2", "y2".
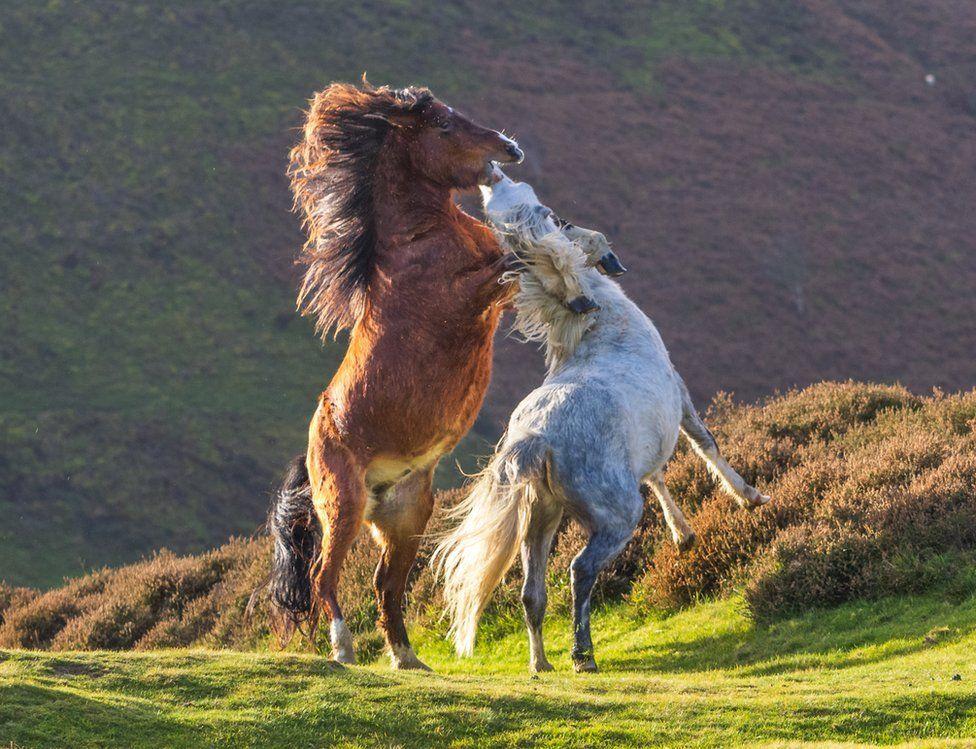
[{"x1": 491, "y1": 208, "x2": 596, "y2": 371}]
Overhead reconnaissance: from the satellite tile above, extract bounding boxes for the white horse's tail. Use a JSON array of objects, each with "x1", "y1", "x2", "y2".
[{"x1": 432, "y1": 436, "x2": 549, "y2": 656}]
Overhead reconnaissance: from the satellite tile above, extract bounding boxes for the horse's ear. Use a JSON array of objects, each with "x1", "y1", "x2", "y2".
[{"x1": 360, "y1": 72, "x2": 375, "y2": 92}]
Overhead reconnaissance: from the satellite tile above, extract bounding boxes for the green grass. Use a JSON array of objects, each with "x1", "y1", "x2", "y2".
[{"x1": 3, "y1": 591, "x2": 975, "y2": 747}]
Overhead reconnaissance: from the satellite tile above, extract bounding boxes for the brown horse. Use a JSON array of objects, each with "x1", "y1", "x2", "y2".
[{"x1": 264, "y1": 81, "x2": 523, "y2": 669}]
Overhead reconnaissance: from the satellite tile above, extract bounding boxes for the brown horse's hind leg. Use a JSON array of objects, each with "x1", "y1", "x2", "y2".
[
  {"x1": 307, "y1": 399, "x2": 367, "y2": 664},
  {"x1": 367, "y1": 465, "x2": 436, "y2": 670}
]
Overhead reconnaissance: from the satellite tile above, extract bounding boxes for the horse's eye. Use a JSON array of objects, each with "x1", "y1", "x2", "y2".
[{"x1": 438, "y1": 120, "x2": 453, "y2": 134}]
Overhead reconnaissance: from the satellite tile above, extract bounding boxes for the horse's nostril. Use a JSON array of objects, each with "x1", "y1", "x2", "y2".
[{"x1": 506, "y1": 143, "x2": 524, "y2": 163}]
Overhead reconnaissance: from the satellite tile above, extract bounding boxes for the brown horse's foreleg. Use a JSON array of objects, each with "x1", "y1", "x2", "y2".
[
  {"x1": 307, "y1": 399, "x2": 367, "y2": 664},
  {"x1": 471, "y1": 253, "x2": 521, "y2": 307},
  {"x1": 367, "y1": 465, "x2": 436, "y2": 670}
]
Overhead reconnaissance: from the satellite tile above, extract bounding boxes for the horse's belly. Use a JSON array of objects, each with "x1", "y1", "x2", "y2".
[
  {"x1": 325, "y1": 303, "x2": 500, "y2": 491},
  {"x1": 364, "y1": 440, "x2": 448, "y2": 491}
]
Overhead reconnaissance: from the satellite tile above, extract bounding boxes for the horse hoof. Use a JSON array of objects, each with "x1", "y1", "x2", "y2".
[
  {"x1": 390, "y1": 646, "x2": 433, "y2": 671},
  {"x1": 567, "y1": 295, "x2": 600, "y2": 314},
  {"x1": 746, "y1": 491, "x2": 772, "y2": 510},
  {"x1": 573, "y1": 657, "x2": 599, "y2": 673},
  {"x1": 677, "y1": 532, "x2": 697, "y2": 553},
  {"x1": 333, "y1": 649, "x2": 356, "y2": 665},
  {"x1": 531, "y1": 660, "x2": 555, "y2": 674}
]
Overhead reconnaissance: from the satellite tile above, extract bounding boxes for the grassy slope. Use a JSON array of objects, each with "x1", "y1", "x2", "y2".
[{"x1": 2, "y1": 592, "x2": 975, "y2": 747}]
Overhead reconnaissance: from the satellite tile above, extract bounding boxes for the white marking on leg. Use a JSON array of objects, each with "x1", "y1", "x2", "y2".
[{"x1": 330, "y1": 619, "x2": 355, "y2": 664}]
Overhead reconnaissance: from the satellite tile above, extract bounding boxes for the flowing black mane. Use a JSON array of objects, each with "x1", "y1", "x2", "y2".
[{"x1": 288, "y1": 81, "x2": 433, "y2": 336}]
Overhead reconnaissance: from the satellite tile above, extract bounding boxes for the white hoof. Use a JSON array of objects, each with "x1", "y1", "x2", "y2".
[{"x1": 743, "y1": 487, "x2": 772, "y2": 510}]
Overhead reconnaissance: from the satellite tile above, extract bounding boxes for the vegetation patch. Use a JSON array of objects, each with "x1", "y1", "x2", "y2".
[
  {"x1": 2, "y1": 591, "x2": 975, "y2": 747},
  {"x1": 3, "y1": 383, "x2": 974, "y2": 655}
]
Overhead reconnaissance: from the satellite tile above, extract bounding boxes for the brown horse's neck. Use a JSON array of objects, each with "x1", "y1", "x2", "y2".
[{"x1": 373, "y1": 156, "x2": 455, "y2": 241}]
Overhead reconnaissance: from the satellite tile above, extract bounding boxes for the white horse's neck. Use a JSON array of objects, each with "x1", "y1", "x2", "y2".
[{"x1": 518, "y1": 270, "x2": 643, "y2": 373}]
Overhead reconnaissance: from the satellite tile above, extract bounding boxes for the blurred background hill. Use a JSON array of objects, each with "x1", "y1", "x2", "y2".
[{"x1": 2, "y1": 0, "x2": 975, "y2": 587}]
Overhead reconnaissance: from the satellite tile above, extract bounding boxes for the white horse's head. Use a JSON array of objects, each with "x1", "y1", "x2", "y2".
[
  {"x1": 481, "y1": 168, "x2": 598, "y2": 314},
  {"x1": 481, "y1": 166, "x2": 626, "y2": 278}
]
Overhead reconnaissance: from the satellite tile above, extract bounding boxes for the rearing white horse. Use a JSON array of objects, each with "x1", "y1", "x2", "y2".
[{"x1": 434, "y1": 170, "x2": 770, "y2": 673}]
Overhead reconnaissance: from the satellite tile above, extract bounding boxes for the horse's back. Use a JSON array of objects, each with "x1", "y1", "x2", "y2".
[{"x1": 506, "y1": 313, "x2": 684, "y2": 484}]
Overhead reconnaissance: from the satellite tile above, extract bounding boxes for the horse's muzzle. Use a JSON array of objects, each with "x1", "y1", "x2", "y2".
[
  {"x1": 494, "y1": 135, "x2": 523, "y2": 164},
  {"x1": 504, "y1": 143, "x2": 525, "y2": 163},
  {"x1": 597, "y1": 252, "x2": 627, "y2": 277},
  {"x1": 567, "y1": 295, "x2": 600, "y2": 314}
]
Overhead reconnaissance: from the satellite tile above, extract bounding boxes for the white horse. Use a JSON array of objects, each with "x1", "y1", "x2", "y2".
[{"x1": 434, "y1": 170, "x2": 770, "y2": 673}]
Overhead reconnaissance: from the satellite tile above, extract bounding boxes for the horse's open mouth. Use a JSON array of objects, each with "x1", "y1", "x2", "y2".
[{"x1": 478, "y1": 160, "x2": 497, "y2": 186}]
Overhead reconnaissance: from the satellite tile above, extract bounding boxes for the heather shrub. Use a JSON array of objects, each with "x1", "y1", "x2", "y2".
[
  {"x1": 2, "y1": 382, "x2": 973, "y2": 650},
  {"x1": 634, "y1": 385, "x2": 976, "y2": 618},
  {"x1": 0, "y1": 583, "x2": 36, "y2": 626}
]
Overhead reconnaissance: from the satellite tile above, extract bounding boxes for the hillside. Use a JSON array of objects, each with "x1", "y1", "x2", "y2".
[
  {"x1": 2, "y1": 382, "x2": 974, "y2": 656},
  {"x1": 2, "y1": 382, "x2": 975, "y2": 746},
  {"x1": 3, "y1": 1, "x2": 976, "y2": 587},
  {"x1": 2, "y1": 592, "x2": 976, "y2": 747}
]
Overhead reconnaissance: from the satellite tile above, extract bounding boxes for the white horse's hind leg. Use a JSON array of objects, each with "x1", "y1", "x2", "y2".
[
  {"x1": 569, "y1": 520, "x2": 638, "y2": 673},
  {"x1": 644, "y1": 473, "x2": 696, "y2": 551},
  {"x1": 564, "y1": 480, "x2": 643, "y2": 674},
  {"x1": 520, "y1": 497, "x2": 563, "y2": 673}
]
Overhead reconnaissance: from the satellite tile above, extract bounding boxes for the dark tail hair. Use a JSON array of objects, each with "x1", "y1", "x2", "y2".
[{"x1": 265, "y1": 454, "x2": 321, "y2": 645}]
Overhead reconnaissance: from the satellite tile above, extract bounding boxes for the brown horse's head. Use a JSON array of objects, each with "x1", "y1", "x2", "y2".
[
  {"x1": 394, "y1": 96, "x2": 523, "y2": 189},
  {"x1": 290, "y1": 80, "x2": 521, "y2": 337}
]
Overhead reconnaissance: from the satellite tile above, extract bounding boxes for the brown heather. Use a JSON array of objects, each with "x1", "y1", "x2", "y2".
[{"x1": 2, "y1": 382, "x2": 974, "y2": 651}]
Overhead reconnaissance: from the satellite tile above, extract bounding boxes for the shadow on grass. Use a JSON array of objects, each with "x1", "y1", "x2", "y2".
[
  {"x1": 0, "y1": 672, "x2": 613, "y2": 749},
  {"x1": 0, "y1": 682, "x2": 196, "y2": 748},
  {"x1": 603, "y1": 592, "x2": 976, "y2": 675}
]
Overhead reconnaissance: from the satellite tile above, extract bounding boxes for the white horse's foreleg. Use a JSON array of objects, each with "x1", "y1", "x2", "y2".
[
  {"x1": 678, "y1": 382, "x2": 770, "y2": 510},
  {"x1": 645, "y1": 472, "x2": 696, "y2": 551},
  {"x1": 520, "y1": 498, "x2": 563, "y2": 673}
]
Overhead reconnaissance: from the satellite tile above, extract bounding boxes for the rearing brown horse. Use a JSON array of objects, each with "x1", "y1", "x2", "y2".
[{"x1": 264, "y1": 81, "x2": 522, "y2": 669}]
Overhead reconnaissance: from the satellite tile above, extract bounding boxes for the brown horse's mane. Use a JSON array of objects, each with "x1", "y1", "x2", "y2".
[{"x1": 289, "y1": 81, "x2": 434, "y2": 336}]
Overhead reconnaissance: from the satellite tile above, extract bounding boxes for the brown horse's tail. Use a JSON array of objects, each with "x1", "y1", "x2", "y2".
[{"x1": 265, "y1": 454, "x2": 321, "y2": 645}]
